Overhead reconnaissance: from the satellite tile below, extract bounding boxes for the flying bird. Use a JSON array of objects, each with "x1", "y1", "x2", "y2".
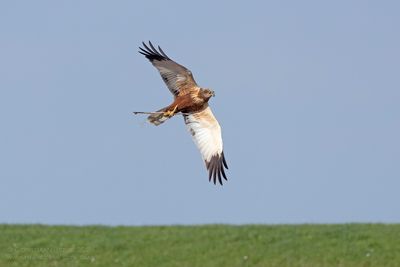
[{"x1": 136, "y1": 41, "x2": 229, "y2": 185}]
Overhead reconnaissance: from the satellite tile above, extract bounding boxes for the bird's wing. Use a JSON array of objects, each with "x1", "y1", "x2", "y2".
[
  {"x1": 139, "y1": 41, "x2": 198, "y2": 96},
  {"x1": 184, "y1": 107, "x2": 228, "y2": 185}
]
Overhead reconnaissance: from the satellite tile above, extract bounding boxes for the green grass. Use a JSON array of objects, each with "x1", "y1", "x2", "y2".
[{"x1": 1, "y1": 224, "x2": 399, "y2": 267}]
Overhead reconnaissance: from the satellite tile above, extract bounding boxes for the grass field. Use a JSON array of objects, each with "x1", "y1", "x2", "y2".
[{"x1": 1, "y1": 224, "x2": 399, "y2": 267}]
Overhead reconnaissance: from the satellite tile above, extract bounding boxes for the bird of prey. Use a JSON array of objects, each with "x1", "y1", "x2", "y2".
[{"x1": 136, "y1": 41, "x2": 229, "y2": 185}]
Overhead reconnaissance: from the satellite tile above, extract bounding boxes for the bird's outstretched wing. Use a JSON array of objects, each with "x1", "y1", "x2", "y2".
[
  {"x1": 184, "y1": 107, "x2": 228, "y2": 185},
  {"x1": 139, "y1": 41, "x2": 198, "y2": 96}
]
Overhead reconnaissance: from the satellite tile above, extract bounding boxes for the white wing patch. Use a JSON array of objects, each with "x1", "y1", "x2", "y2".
[
  {"x1": 184, "y1": 107, "x2": 228, "y2": 185},
  {"x1": 184, "y1": 107, "x2": 222, "y2": 161}
]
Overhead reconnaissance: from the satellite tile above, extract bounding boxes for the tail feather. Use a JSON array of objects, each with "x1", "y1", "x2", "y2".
[{"x1": 147, "y1": 107, "x2": 170, "y2": 126}]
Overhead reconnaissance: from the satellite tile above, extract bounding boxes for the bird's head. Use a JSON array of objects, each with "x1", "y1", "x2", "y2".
[{"x1": 201, "y1": 88, "x2": 215, "y2": 100}]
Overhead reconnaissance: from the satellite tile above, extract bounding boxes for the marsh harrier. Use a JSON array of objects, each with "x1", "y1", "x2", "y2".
[{"x1": 137, "y1": 41, "x2": 229, "y2": 185}]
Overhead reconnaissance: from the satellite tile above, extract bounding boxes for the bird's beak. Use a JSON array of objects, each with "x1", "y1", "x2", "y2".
[{"x1": 212, "y1": 91, "x2": 215, "y2": 97}]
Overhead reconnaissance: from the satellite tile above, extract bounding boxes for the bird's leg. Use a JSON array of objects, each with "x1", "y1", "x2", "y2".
[{"x1": 164, "y1": 105, "x2": 178, "y2": 117}]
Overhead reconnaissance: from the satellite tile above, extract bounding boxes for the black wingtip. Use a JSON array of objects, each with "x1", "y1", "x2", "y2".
[
  {"x1": 139, "y1": 41, "x2": 170, "y2": 61},
  {"x1": 222, "y1": 151, "x2": 229, "y2": 169},
  {"x1": 205, "y1": 152, "x2": 229, "y2": 186}
]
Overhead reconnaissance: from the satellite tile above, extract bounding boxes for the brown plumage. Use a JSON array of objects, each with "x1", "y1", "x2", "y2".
[{"x1": 138, "y1": 41, "x2": 229, "y2": 185}]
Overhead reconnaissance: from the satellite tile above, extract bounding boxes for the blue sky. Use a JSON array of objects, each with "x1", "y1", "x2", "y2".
[{"x1": 1, "y1": 1, "x2": 399, "y2": 225}]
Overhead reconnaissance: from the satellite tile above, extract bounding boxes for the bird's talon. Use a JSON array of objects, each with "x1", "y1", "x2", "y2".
[{"x1": 164, "y1": 105, "x2": 178, "y2": 117}]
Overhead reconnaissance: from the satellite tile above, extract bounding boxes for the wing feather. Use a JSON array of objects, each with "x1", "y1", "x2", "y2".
[
  {"x1": 139, "y1": 41, "x2": 197, "y2": 96},
  {"x1": 184, "y1": 107, "x2": 228, "y2": 185}
]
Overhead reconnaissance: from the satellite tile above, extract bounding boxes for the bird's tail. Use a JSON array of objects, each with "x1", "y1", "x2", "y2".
[{"x1": 147, "y1": 107, "x2": 171, "y2": 126}]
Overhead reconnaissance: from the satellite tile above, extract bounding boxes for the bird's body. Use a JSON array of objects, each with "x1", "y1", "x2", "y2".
[
  {"x1": 148, "y1": 87, "x2": 213, "y2": 125},
  {"x1": 137, "y1": 41, "x2": 228, "y2": 185}
]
